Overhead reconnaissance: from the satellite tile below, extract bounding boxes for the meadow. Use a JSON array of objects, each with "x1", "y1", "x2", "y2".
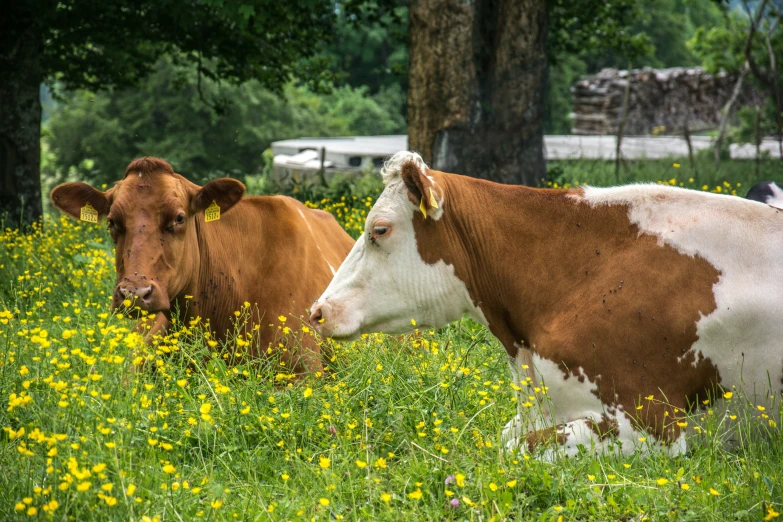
[{"x1": 2, "y1": 159, "x2": 782, "y2": 521}]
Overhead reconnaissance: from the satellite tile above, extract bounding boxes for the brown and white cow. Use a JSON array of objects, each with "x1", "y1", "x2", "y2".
[
  {"x1": 51, "y1": 157, "x2": 354, "y2": 373},
  {"x1": 311, "y1": 151, "x2": 783, "y2": 458}
]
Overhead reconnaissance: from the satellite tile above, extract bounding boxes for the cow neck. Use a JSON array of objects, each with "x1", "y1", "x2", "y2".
[
  {"x1": 187, "y1": 212, "x2": 237, "y2": 331},
  {"x1": 188, "y1": 206, "x2": 278, "y2": 337},
  {"x1": 414, "y1": 175, "x2": 586, "y2": 357},
  {"x1": 168, "y1": 214, "x2": 204, "y2": 320}
]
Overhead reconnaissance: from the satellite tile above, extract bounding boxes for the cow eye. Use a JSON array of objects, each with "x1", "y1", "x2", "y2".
[
  {"x1": 107, "y1": 218, "x2": 122, "y2": 232},
  {"x1": 175, "y1": 214, "x2": 185, "y2": 224},
  {"x1": 373, "y1": 226, "x2": 388, "y2": 237}
]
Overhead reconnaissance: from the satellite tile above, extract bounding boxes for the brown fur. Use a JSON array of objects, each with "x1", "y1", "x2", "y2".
[
  {"x1": 525, "y1": 425, "x2": 569, "y2": 453},
  {"x1": 51, "y1": 158, "x2": 354, "y2": 373},
  {"x1": 587, "y1": 415, "x2": 620, "y2": 441},
  {"x1": 124, "y1": 157, "x2": 175, "y2": 178},
  {"x1": 406, "y1": 163, "x2": 721, "y2": 441}
]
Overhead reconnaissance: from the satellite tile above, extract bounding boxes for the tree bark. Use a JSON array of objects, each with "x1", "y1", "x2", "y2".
[
  {"x1": 408, "y1": 0, "x2": 547, "y2": 185},
  {"x1": 0, "y1": 22, "x2": 43, "y2": 227}
]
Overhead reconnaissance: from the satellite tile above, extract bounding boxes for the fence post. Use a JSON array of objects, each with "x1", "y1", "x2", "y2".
[
  {"x1": 683, "y1": 115, "x2": 696, "y2": 176},
  {"x1": 614, "y1": 67, "x2": 632, "y2": 184},
  {"x1": 755, "y1": 106, "x2": 762, "y2": 179},
  {"x1": 318, "y1": 147, "x2": 327, "y2": 187}
]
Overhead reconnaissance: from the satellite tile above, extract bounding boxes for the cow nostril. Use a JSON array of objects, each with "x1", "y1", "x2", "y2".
[
  {"x1": 140, "y1": 286, "x2": 154, "y2": 302},
  {"x1": 309, "y1": 307, "x2": 323, "y2": 326}
]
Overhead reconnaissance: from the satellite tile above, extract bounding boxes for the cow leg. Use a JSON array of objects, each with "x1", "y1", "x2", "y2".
[
  {"x1": 510, "y1": 418, "x2": 604, "y2": 461},
  {"x1": 507, "y1": 414, "x2": 688, "y2": 461},
  {"x1": 502, "y1": 345, "x2": 689, "y2": 459},
  {"x1": 506, "y1": 415, "x2": 620, "y2": 461},
  {"x1": 502, "y1": 345, "x2": 551, "y2": 449}
]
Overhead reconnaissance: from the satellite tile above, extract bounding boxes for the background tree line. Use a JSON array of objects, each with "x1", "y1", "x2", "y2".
[{"x1": 2, "y1": 0, "x2": 781, "y2": 225}]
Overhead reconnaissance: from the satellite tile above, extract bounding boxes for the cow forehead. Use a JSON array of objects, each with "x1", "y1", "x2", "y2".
[
  {"x1": 365, "y1": 180, "x2": 410, "y2": 226},
  {"x1": 112, "y1": 175, "x2": 188, "y2": 215}
]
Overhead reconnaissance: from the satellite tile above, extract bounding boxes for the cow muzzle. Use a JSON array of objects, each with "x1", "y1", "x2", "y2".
[
  {"x1": 112, "y1": 281, "x2": 168, "y2": 313},
  {"x1": 309, "y1": 299, "x2": 360, "y2": 339}
]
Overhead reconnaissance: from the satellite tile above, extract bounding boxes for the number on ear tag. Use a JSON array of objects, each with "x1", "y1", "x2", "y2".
[
  {"x1": 80, "y1": 203, "x2": 98, "y2": 223},
  {"x1": 205, "y1": 201, "x2": 221, "y2": 222}
]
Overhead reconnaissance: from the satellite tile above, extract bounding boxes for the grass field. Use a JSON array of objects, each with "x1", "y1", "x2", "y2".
[{"x1": 2, "y1": 161, "x2": 783, "y2": 521}]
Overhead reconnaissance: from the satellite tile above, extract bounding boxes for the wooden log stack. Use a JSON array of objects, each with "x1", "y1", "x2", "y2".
[{"x1": 570, "y1": 67, "x2": 763, "y2": 135}]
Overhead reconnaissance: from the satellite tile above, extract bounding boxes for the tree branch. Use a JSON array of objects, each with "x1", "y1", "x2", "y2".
[
  {"x1": 715, "y1": 62, "x2": 749, "y2": 164},
  {"x1": 196, "y1": 51, "x2": 225, "y2": 115},
  {"x1": 765, "y1": 30, "x2": 783, "y2": 159},
  {"x1": 742, "y1": 0, "x2": 773, "y2": 89},
  {"x1": 714, "y1": 0, "x2": 769, "y2": 163}
]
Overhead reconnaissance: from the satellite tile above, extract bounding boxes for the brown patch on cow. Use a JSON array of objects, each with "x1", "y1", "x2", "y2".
[
  {"x1": 406, "y1": 169, "x2": 722, "y2": 441},
  {"x1": 51, "y1": 158, "x2": 355, "y2": 375},
  {"x1": 587, "y1": 415, "x2": 620, "y2": 441},
  {"x1": 525, "y1": 425, "x2": 569, "y2": 453}
]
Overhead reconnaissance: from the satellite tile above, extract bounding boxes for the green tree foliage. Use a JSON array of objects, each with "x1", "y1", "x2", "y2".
[
  {"x1": 688, "y1": 3, "x2": 783, "y2": 144},
  {"x1": 325, "y1": 4, "x2": 408, "y2": 95},
  {"x1": 0, "y1": 0, "x2": 387, "y2": 224},
  {"x1": 688, "y1": 11, "x2": 751, "y2": 75},
  {"x1": 544, "y1": 56, "x2": 587, "y2": 136},
  {"x1": 544, "y1": 0, "x2": 727, "y2": 134},
  {"x1": 548, "y1": 0, "x2": 653, "y2": 65},
  {"x1": 43, "y1": 59, "x2": 406, "y2": 188},
  {"x1": 2, "y1": 0, "x2": 340, "y2": 93}
]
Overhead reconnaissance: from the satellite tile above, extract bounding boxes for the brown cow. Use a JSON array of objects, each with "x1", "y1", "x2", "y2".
[
  {"x1": 51, "y1": 157, "x2": 353, "y2": 373},
  {"x1": 311, "y1": 151, "x2": 783, "y2": 459}
]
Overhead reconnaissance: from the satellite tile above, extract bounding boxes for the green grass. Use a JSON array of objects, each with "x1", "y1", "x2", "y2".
[
  {"x1": 547, "y1": 155, "x2": 783, "y2": 192},
  {"x1": 2, "y1": 160, "x2": 783, "y2": 521}
]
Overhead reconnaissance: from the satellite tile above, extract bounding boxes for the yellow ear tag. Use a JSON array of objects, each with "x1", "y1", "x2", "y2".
[
  {"x1": 204, "y1": 201, "x2": 221, "y2": 222},
  {"x1": 80, "y1": 203, "x2": 98, "y2": 223},
  {"x1": 429, "y1": 188, "x2": 439, "y2": 209},
  {"x1": 419, "y1": 198, "x2": 427, "y2": 219}
]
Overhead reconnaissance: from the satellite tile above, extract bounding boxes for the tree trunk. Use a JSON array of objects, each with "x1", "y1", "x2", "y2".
[
  {"x1": 0, "y1": 23, "x2": 43, "y2": 227},
  {"x1": 408, "y1": 0, "x2": 547, "y2": 185},
  {"x1": 714, "y1": 62, "x2": 749, "y2": 164}
]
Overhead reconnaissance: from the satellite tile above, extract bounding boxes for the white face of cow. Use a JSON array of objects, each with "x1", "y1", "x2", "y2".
[{"x1": 310, "y1": 152, "x2": 486, "y2": 339}]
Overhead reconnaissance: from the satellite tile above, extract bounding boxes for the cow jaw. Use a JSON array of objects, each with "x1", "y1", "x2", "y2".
[{"x1": 312, "y1": 176, "x2": 486, "y2": 338}]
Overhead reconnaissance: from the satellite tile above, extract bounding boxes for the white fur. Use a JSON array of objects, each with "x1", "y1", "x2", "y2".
[
  {"x1": 312, "y1": 166, "x2": 485, "y2": 338},
  {"x1": 504, "y1": 350, "x2": 681, "y2": 459},
  {"x1": 381, "y1": 151, "x2": 444, "y2": 220},
  {"x1": 578, "y1": 184, "x2": 783, "y2": 408},
  {"x1": 380, "y1": 151, "x2": 429, "y2": 185}
]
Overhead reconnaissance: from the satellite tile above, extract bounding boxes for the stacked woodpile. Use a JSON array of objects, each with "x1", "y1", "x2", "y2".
[{"x1": 571, "y1": 67, "x2": 762, "y2": 135}]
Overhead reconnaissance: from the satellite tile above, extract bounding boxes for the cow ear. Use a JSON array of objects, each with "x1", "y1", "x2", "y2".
[
  {"x1": 400, "y1": 161, "x2": 444, "y2": 220},
  {"x1": 190, "y1": 178, "x2": 246, "y2": 215},
  {"x1": 50, "y1": 182, "x2": 112, "y2": 221}
]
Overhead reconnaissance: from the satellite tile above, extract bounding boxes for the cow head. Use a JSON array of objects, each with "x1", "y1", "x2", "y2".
[
  {"x1": 310, "y1": 151, "x2": 484, "y2": 339},
  {"x1": 51, "y1": 157, "x2": 245, "y2": 314}
]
